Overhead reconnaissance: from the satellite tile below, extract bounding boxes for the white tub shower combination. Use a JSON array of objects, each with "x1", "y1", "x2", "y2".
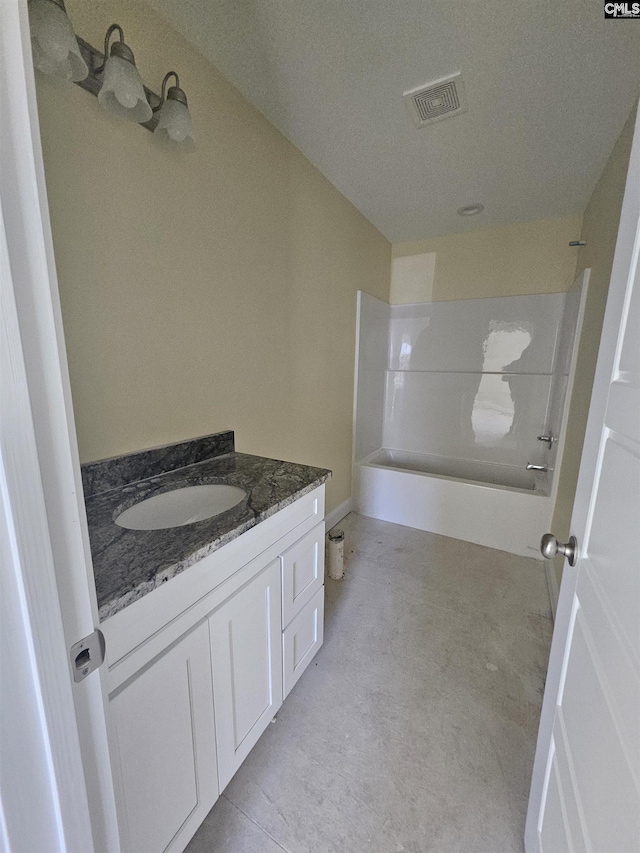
[{"x1": 353, "y1": 276, "x2": 587, "y2": 557}]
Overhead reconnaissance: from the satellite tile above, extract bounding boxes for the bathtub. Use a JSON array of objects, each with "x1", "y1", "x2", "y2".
[{"x1": 354, "y1": 449, "x2": 552, "y2": 558}]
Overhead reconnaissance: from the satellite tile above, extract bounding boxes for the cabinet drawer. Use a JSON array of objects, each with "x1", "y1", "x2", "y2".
[
  {"x1": 280, "y1": 523, "x2": 324, "y2": 628},
  {"x1": 283, "y1": 586, "x2": 324, "y2": 698}
]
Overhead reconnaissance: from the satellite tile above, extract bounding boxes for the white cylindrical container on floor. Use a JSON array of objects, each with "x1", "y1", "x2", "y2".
[{"x1": 327, "y1": 528, "x2": 345, "y2": 580}]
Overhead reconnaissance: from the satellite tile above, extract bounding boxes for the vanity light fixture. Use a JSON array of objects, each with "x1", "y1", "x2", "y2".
[
  {"x1": 28, "y1": 0, "x2": 88, "y2": 82},
  {"x1": 29, "y1": 8, "x2": 195, "y2": 148},
  {"x1": 153, "y1": 72, "x2": 195, "y2": 152},
  {"x1": 96, "y1": 24, "x2": 152, "y2": 124}
]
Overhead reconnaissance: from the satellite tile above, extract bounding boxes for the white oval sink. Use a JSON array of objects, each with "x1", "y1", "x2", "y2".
[{"x1": 115, "y1": 484, "x2": 247, "y2": 530}]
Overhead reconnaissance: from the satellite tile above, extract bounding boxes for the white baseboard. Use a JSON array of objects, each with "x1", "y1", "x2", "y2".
[
  {"x1": 544, "y1": 559, "x2": 559, "y2": 622},
  {"x1": 325, "y1": 497, "x2": 353, "y2": 531}
]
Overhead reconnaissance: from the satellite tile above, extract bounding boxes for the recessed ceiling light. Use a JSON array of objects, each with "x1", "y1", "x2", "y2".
[{"x1": 457, "y1": 203, "x2": 484, "y2": 216}]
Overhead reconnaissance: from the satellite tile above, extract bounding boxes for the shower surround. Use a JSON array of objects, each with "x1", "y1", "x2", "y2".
[{"x1": 353, "y1": 280, "x2": 586, "y2": 557}]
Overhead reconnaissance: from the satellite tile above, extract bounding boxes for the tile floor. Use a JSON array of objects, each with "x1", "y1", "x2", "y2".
[{"x1": 186, "y1": 513, "x2": 553, "y2": 853}]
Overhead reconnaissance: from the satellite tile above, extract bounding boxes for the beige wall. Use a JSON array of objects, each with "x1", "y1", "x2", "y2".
[
  {"x1": 35, "y1": 0, "x2": 391, "y2": 513},
  {"x1": 550, "y1": 104, "x2": 637, "y2": 586},
  {"x1": 392, "y1": 216, "x2": 581, "y2": 302}
]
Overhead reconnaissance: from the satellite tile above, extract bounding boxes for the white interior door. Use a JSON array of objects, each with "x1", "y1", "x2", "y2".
[
  {"x1": 1, "y1": 1, "x2": 119, "y2": 849},
  {"x1": 525, "y1": 107, "x2": 640, "y2": 852}
]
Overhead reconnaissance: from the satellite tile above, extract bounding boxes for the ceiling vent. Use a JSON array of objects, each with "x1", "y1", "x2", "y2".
[{"x1": 403, "y1": 72, "x2": 467, "y2": 129}]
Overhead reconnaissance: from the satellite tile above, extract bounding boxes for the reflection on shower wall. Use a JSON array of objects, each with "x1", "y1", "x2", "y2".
[
  {"x1": 384, "y1": 294, "x2": 566, "y2": 468},
  {"x1": 355, "y1": 291, "x2": 569, "y2": 471}
]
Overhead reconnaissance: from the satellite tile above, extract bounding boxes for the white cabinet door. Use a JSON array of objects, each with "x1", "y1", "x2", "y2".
[
  {"x1": 109, "y1": 621, "x2": 218, "y2": 853},
  {"x1": 210, "y1": 559, "x2": 283, "y2": 790}
]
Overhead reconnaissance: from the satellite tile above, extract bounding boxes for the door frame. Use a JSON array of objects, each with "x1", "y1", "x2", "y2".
[
  {"x1": 525, "y1": 104, "x2": 640, "y2": 850},
  {"x1": 0, "y1": 1, "x2": 119, "y2": 849}
]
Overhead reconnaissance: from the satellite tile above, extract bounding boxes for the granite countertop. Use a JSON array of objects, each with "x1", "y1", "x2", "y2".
[{"x1": 83, "y1": 434, "x2": 330, "y2": 621}]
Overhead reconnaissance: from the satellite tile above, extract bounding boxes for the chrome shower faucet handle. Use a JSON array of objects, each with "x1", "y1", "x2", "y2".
[{"x1": 537, "y1": 434, "x2": 556, "y2": 448}]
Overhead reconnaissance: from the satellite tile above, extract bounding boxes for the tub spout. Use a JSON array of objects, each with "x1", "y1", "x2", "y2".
[{"x1": 526, "y1": 463, "x2": 548, "y2": 471}]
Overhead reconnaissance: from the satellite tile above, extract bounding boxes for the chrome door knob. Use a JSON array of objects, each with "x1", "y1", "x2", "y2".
[{"x1": 540, "y1": 533, "x2": 578, "y2": 567}]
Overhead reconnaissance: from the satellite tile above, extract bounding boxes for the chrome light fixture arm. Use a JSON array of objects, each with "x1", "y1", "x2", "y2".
[
  {"x1": 95, "y1": 24, "x2": 129, "y2": 74},
  {"x1": 153, "y1": 71, "x2": 188, "y2": 111}
]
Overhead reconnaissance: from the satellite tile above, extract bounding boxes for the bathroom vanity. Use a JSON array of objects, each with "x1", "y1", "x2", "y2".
[{"x1": 83, "y1": 432, "x2": 330, "y2": 853}]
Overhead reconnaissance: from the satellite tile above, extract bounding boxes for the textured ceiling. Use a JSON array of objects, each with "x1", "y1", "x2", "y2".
[{"x1": 149, "y1": 0, "x2": 640, "y2": 241}]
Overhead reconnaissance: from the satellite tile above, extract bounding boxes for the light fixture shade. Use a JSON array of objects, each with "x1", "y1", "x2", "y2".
[
  {"x1": 154, "y1": 98, "x2": 195, "y2": 151},
  {"x1": 98, "y1": 54, "x2": 152, "y2": 123},
  {"x1": 29, "y1": 0, "x2": 88, "y2": 82}
]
